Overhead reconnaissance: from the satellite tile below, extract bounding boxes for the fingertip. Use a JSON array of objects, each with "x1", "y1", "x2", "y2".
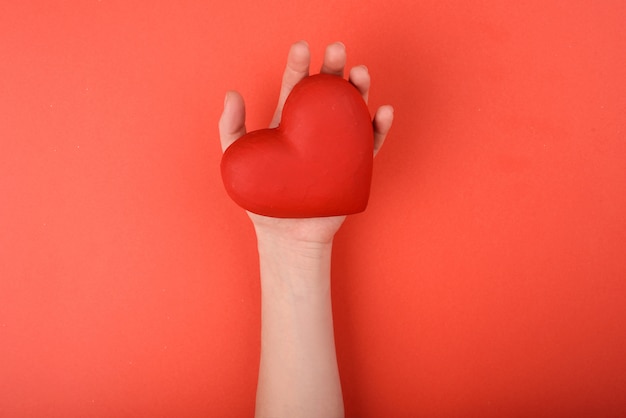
[
  {"x1": 321, "y1": 42, "x2": 347, "y2": 76},
  {"x1": 219, "y1": 90, "x2": 247, "y2": 152},
  {"x1": 284, "y1": 42, "x2": 311, "y2": 81},
  {"x1": 290, "y1": 40, "x2": 311, "y2": 62},
  {"x1": 377, "y1": 106, "x2": 394, "y2": 133},
  {"x1": 373, "y1": 105, "x2": 394, "y2": 157},
  {"x1": 294, "y1": 39, "x2": 309, "y2": 48},
  {"x1": 349, "y1": 64, "x2": 369, "y2": 78},
  {"x1": 223, "y1": 90, "x2": 235, "y2": 109},
  {"x1": 377, "y1": 105, "x2": 394, "y2": 122},
  {"x1": 325, "y1": 41, "x2": 346, "y2": 59},
  {"x1": 222, "y1": 90, "x2": 243, "y2": 114},
  {"x1": 349, "y1": 65, "x2": 371, "y2": 101}
]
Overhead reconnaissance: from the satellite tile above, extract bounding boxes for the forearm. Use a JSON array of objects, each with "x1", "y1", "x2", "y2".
[{"x1": 254, "y1": 232, "x2": 344, "y2": 418}]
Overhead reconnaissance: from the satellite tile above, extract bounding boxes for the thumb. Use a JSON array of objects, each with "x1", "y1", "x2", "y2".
[{"x1": 218, "y1": 91, "x2": 247, "y2": 152}]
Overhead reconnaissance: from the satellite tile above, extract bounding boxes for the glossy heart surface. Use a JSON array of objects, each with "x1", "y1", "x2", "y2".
[{"x1": 221, "y1": 74, "x2": 373, "y2": 217}]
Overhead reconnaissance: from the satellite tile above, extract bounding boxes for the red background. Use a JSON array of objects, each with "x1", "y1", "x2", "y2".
[{"x1": 1, "y1": 1, "x2": 625, "y2": 416}]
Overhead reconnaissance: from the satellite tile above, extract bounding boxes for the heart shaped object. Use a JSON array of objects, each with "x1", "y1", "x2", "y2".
[{"x1": 221, "y1": 73, "x2": 373, "y2": 218}]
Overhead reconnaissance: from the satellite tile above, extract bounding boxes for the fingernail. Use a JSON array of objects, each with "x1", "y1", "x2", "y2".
[
  {"x1": 335, "y1": 41, "x2": 345, "y2": 49},
  {"x1": 224, "y1": 92, "x2": 229, "y2": 108}
]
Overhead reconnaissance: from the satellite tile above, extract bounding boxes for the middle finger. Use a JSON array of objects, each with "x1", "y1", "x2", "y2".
[{"x1": 320, "y1": 42, "x2": 347, "y2": 77}]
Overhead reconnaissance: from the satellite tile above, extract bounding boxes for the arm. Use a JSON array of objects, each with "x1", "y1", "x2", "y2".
[
  {"x1": 254, "y1": 229, "x2": 342, "y2": 417},
  {"x1": 219, "y1": 41, "x2": 393, "y2": 418}
]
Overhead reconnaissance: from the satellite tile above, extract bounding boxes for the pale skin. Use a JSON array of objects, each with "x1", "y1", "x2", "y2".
[{"x1": 218, "y1": 41, "x2": 393, "y2": 418}]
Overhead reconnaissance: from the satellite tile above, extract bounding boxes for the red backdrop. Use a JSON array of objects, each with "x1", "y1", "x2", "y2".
[{"x1": 1, "y1": 1, "x2": 625, "y2": 417}]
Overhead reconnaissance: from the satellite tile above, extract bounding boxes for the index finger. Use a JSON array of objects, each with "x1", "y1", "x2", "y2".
[{"x1": 269, "y1": 41, "x2": 310, "y2": 128}]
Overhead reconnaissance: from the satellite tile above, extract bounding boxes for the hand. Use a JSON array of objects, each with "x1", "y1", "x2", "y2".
[{"x1": 219, "y1": 41, "x2": 394, "y2": 246}]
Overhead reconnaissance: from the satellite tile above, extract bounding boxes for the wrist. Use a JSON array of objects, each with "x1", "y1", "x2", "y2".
[
  {"x1": 249, "y1": 212, "x2": 345, "y2": 247},
  {"x1": 256, "y1": 229, "x2": 332, "y2": 255},
  {"x1": 256, "y1": 231, "x2": 333, "y2": 293}
]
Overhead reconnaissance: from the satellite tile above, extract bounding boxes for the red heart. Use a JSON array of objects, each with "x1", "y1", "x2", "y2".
[{"x1": 221, "y1": 74, "x2": 373, "y2": 218}]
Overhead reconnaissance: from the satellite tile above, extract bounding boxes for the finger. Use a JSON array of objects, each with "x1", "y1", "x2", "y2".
[
  {"x1": 270, "y1": 40, "x2": 310, "y2": 128},
  {"x1": 218, "y1": 91, "x2": 246, "y2": 152},
  {"x1": 373, "y1": 105, "x2": 394, "y2": 157},
  {"x1": 348, "y1": 65, "x2": 370, "y2": 104},
  {"x1": 320, "y1": 42, "x2": 346, "y2": 77}
]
